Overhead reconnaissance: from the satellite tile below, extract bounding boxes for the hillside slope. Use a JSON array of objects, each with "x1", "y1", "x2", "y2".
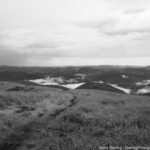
[
  {"x1": 0, "y1": 82, "x2": 150, "y2": 149},
  {"x1": 77, "y1": 82, "x2": 125, "y2": 94}
]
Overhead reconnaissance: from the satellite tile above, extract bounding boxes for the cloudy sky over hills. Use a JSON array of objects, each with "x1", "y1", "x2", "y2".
[{"x1": 0, "y1": 0, "x2": 150, "y2": 66}]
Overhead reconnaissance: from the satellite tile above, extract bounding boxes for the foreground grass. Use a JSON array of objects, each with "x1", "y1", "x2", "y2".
[
  {"x1": 0, "y1": 83, "x2": 150, "y2": 150},
  {"x1": 0, "y1": 82, "x2": 74, "y2": 149},
  {"x1": 17, "y1": 90, "x2": 150, "y2": 150}
]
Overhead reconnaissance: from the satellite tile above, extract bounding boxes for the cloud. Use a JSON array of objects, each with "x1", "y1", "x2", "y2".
[
  {"x1": 76, "y1": 1, "x2": 150, "y2": 37},
  {"x1": 25, "y1": 41, "x2": 58, "y2": 49},
  {"x1": 124, "y1": 8, "x2": 146, "y2": 14},
  {"x1": 25, "y1": 57, "x2": 150, "y2": 67},
  {"x1": 0, "y1": 0, "x2": 150, "y2": 66},
  {"x1": 0, "y1": 45, "x2": 28, "y2": 65},
  {"x1": 79, "y1": 19, "x2": 117, "y2": 31},
  {"x1": 79, "y1": 10, "x2": 150, "y2": 37}
]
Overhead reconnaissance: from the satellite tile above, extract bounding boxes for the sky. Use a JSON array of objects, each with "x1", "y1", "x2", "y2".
[{"x1": 0, "y1": 0, "x2": 150, "y2": 66}]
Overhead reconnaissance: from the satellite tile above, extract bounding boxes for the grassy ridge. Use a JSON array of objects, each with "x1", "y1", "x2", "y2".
[
  {"x1": 17, "y1": 90, "x2": 150, "y2": 149},
  {"x1": 0, "y1": 82, "x2": 150, "y2": 150},
  {"x1": 0, "y1": 83, "x2": 74, "y2": 149}
]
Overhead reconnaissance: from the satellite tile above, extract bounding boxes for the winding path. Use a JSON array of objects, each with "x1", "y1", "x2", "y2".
[{"x1": 0, "y1": 92, "x2": 77, "y2": 150}]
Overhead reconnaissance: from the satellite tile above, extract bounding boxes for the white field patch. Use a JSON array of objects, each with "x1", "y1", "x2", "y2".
[
  {"x1": 137, "y1": 87, "x2": 150, "y2": 94},
  {"x1": 136, "y1": 80, "x2": 150, "y2": 86},
  {"x1": 108, "y1": 83, "x2": 131, "y2": 94},
  {"x1": 60, "y1": 83, "x2": 85, "y2": 89},
  {"x1": 29, "y1": 79, "x2": 59, "y2": 85},
  {"x1": 122, "y1": 74, "x2": 128, "y2": 79},
  {"x1": 29, "y1": 78, "x2": 85, "y2": 89}
]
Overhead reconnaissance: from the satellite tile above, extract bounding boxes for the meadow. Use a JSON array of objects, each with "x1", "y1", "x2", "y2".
[{"x1": 0, "y1": 82, "x2": 150, "y2": 150}]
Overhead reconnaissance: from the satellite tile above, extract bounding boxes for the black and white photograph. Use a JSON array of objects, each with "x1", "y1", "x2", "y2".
[{"x1": 0, "y1": 0, "x2": 150, "y2": 149}]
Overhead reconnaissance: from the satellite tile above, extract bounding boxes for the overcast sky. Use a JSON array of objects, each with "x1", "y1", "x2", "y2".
[{"x1": 0, "y1": 0, "x2": 150, "y2": 66}]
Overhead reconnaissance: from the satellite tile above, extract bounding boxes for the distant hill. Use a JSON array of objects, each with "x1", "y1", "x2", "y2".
[
  {"x1": 0, "y1": 71, "x2": 43, "y2": 81},
  {"x1": 77, "y1": 82, "x2": 125, "y2": 94},
  {"x1": 0, "y1": 85, "x2": 150, "y2": 149},
  {"x1": 0, "y1": 65, "x2": 150, "y2": 94}
]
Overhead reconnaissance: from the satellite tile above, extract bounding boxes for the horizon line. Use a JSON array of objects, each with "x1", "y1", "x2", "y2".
[{"x1": 0, "y1": 65, "x2": 149, "y2": 68}]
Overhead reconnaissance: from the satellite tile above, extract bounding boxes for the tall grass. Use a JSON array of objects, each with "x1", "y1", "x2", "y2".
[{"x1": 1, "y1": 87, "x2": 150, "y2": 149}]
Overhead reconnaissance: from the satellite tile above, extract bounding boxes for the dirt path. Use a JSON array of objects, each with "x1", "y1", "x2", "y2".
[{"x1": 0, "y1": 92, "x2": 77, "y2": 150}]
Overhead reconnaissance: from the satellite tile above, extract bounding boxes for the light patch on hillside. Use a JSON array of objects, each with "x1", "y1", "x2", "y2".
[
  {"x1": 29, "y1": 78, "x2": 84, "y2": 89},
  {"x1": 60, "y1": 83, "x2": 85, "y2": 89},
  {"x1": 136, "y1": 80, "x2": 150, "y2": 86},
  {"x1": 137, "y1": 87, "x2": 150, "y2": 94},
  {"x1": 108, "y1": 83, "x2": 131, "y2": 94},
  {"x1": 122, "y1": 74, "x2": 128, "y2": 79}
]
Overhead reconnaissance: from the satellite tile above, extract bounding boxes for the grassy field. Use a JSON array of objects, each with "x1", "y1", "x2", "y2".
[{"x1": 0, "y1": 82, "x2": 150, "y2": 150}]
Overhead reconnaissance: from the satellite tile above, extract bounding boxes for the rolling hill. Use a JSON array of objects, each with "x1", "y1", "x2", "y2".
[{"x1": 0, "y1": 82, "x2": 150, "y2": 149}]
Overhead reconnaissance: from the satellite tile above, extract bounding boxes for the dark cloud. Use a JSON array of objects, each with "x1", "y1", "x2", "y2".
[
  {"x1": 25, "y1": 41, "x2": 58, "y2": 49},
  {"x1": 79, "y1": 19, "x2": 117, "y2": 30},
  {"x1": 79, "y1": 18, "x2": 150, "y2": 37},
  {"x1": 0, "y1": 45, "x2": 28, "y2": 66},
  {"x1": 101, "y1": 29, "x2": 150, "y2": 37},
  {"x1": 79, "y1": 20, "x2": 150, "y2": 37},
  {"x1": 124, "y1": 8, "x2": 146, "y2": 14}
]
